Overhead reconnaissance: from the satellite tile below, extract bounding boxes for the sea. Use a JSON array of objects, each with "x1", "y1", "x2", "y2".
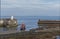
[
  {"x1": 1, "y1": 16, "x2": 60, "y2": 31},
  {"x1": 0, "y1": 16, "x2": 60, "y2": 39}
]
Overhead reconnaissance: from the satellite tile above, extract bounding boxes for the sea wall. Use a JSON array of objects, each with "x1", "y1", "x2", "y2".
[{"x1": 38, "y1": 20, "x2": 60, "y2": 27}]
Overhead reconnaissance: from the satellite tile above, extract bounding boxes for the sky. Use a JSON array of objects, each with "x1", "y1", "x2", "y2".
[{"x1": 1, "y1": 0, "x2": 60, "y2": 16}]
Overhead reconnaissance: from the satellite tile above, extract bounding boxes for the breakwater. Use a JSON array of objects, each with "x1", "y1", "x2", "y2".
[{"x1": 38, "y1": 20, "x2": 60, "y2": 29}]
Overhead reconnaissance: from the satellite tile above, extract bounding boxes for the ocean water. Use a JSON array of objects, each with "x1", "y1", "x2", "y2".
[
  {"x1": 0, "y1": 16, "x2": 60, "y2": 39},
  {"x1": 1, "y1": 16, "x2": 60, "y2": 31}
]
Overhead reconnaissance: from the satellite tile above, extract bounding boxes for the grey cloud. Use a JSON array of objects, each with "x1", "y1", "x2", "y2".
[
  {"x1": 1, "y1": 0, "x2": 60, "y2": 16},
  {"x1": 1, "y1": 0, "x2": 60, "y2": 9},
  {"x1": 1, "y1": 8, "x2": 59, "y2": 16}
]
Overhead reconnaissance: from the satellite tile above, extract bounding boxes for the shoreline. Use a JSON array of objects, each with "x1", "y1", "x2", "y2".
[{"x1": 0, "y1": 27, "x2": 60, "y2": 39}]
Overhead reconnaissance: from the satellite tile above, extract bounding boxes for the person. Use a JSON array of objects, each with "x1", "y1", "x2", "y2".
[{"x1": 20, "y1": 22, "x2": 26, "y2": 31}]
